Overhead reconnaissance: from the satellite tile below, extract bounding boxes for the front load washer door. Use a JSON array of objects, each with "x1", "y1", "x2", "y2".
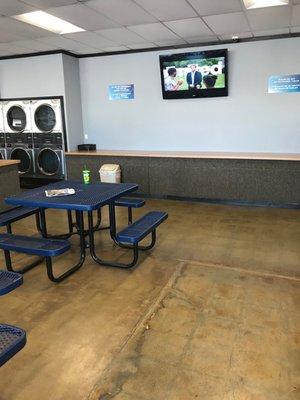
[
  {"x1": 7, "y1": 106, "x2": 27, "y2": 132},
  {"x1": 10, "y1": 148, "x2": 32, "y2": 174},
  {"x1": 34, "y1": 104, "x2": 56, "y2": 133},
  {"x1": 37, "y1": 148, "x2": 60, "y2": 176},
  {"x1": 0, "y1": 105, "x2": 4, "y2": 132},
  {"x1": 31, "y1": 99, "x2": 62, "y2": 133}
]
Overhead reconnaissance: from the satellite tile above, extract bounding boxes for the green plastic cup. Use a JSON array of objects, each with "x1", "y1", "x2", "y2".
[{"x1": 83, "y1": 168, "x2": 91, "y2": 184}]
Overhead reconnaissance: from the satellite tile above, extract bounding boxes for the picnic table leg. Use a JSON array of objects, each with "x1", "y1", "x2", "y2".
[
  {"x1": 88, "y1": 210, "x2": 139, "y2": 269},
  {"x1": 42, "y1": 210, "x2": 87, "y2": 283},
  {"x1": 128, "y1": 208, "x2": 133, "y2": 224},
  {"x1": 67, "y1": 210, "x2": 74, "y2": 234},
  {"x1": 59, "y1": 209, "x2": 107, "y2": 239},
  {"x1": 35, "y1": 213, "x2": 42, "y2": 234},
  {"x1": 40, "y1": 210, "x2": 82, "y2": 240}
]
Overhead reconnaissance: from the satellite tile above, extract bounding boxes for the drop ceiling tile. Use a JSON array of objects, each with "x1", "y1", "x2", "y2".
[
  {"x1": 204, "y1": 12, "x2": 250, "y2": 34},
  {"x1": 64, "y1": 31, "x2": 116, "y2": 49},
  {"x1": 220, "y1": 31, "x2": 253, "y2": 40},
  {"x1": 134, "y1": 0, "x2": 197, "y2": 22},
  {"x1": 85, "y1": 0, "x2": 157, "y2": 25},
  {"x1": 154, "y1": 38, "x2": 187, "y2": 47},
  {"x1": 9, "y1": 39, "x2": 59, "y2": 51},
  {"x1": 185, "y1": 35, "x2": 218, "y2": 44},
  {"x1": 246, "y1": 6, "x2": 290, "y2": 30},
  {"x1": 292, "y1": 5, "x2": 300, "y2": 26},
  {"x1": 0, "y1": 42, "x2": 33, "y2": 54},
  {"x1": 95, "y1": 27, "x2": 146, "y2": 45},
  {"x1": 0, "y1": 29, "x2": 23, "y2": 42},
  {"x1": 38, "y1": 35, "x2": 83, "y2": 50},
  {"x1": 253, "y1": 28, "x2": 289, "y2": 36},
  {"x1": 293, "y1": 0, "x2": 300, "y2": 4},
  {"x1": 165, "y1": 17, "x2": 213, "y2": 38},
  {"x1": 253, "y1": 28, "x2": 290, "y2": 37},
  {"x1": 128, "y1": 23, "x2": 180, "y2": 42},
  {"x1": 0, "y1": 50, "x2": 12, "y2": 56},
  {"x1": 73, "y1": 47, "x2": 103, "y2": 54},
  {"x1": 102, "y1": 45, "x2": 129, "y2": 52},
  {"x1": 188, "y1": 0, "x2": 242, "y2": 16},
  {"x1": 63, "y1": 41, "x2": 99, "y2": 53},
  {"x1": 127, "y1": 42, "x2": 157, "y2": 49},
  {"x1": 0, "y1": 16, "x2": 56, "y2": 39},
  {"x1": 23, "y1": 0, "x2": 78, "y2": 8},
  {"x1": 0, "y1": 0, "x2": 35, "y2": 17},
  {"x1": 47, "y1": 3, "x2": 119, "y2": 31}
]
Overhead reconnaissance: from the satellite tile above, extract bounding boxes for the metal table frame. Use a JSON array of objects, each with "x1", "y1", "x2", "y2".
[{"x1": 5, "y1": 181, "x2": 140, "y2": 282}]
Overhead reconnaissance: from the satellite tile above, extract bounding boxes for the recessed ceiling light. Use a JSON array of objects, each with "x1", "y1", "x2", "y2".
[
  {"x1": 243, "y1": 0, "x2": 289, "y2": 9},
  {"x1": 13, "y1": 11, "x2": 85, "y2": 35}
]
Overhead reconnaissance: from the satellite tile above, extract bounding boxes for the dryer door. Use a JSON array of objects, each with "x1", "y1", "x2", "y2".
[
  {"x1": 37, "y1": 148, "x2": 60, "y2": 176},
  {"x1": 10, "y1": 148, "x2": 32, "y2": 174},
  {"x1": 34, "y1": 104, "x2": 56, "y2": 132},
  {"x1": 7, "y1": 106, "x2": 27, "y2": 132}
]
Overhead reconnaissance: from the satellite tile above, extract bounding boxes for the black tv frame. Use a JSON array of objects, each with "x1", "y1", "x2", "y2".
[{"x1": 159, "y1": 48, "x2": 228, "y2": 100}]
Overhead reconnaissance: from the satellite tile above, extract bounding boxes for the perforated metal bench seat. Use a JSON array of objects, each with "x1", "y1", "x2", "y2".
[
  {"x1": 0, "y1": 270, "x2": 23, "y2": 296},
  {"x1": 116, "y1": 211, "x2": 168, "y2": 244},
  {"x1": 0, "y1": 234, "x2": 70, "y2": 257},
  {"x1": 0, "y1": 324, "x2": 26, "y2": 367},
  {"x1": 0, "y1": 207, "x2": 39, "y2": 227},
  {"x1": 115, "y1": 198, "x2": 145, "y2": 208}
]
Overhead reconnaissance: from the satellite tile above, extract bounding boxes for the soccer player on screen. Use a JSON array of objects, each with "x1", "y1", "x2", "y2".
[{"x1": 186, "y1": 64, "x2": 202, "y2": 90}]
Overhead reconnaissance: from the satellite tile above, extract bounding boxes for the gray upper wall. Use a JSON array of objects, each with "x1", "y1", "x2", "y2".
[
  {"x1": 0, "y1": 54, "x2": 64, "y2": 98},
  {"x1": 79, "y1": 37, "x2": 300, "y2": 153},
  {"x1": 62, "y1": 54, "x2": 84, "y2": 151},
  {"x1": 0, "y1": 37, "x2": 299, "y2": 153},
  {"x1": 0, "y1": 53, "x2": 83, "y2": 151}
]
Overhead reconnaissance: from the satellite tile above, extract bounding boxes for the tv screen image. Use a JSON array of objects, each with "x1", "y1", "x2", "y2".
[{"x1": 159, "y1": 49, "x2": 228, "y2": 99}]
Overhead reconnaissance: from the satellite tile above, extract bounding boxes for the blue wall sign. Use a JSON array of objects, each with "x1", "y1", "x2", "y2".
[
  {"x1": 108, "y1": 84, "x2": 134, "y2": 100},
  {"x1": 268, "y1": 74, "x2": 300, "y2": 93}
]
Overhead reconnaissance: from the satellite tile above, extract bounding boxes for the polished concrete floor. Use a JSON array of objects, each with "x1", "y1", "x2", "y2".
[{"x1": 0, "y1": 200, "x2": 299, "y2": 400}]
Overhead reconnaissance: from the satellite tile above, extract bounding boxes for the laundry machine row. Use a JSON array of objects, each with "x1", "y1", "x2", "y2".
[
  {"x1": 0, "y1": 103, "x2": 5, "y2": 160},
  {"x1": 0, "y1": 97, "x2": 67, "y2": 183},
  {"x1": 5, "y1": 132, "x2": 35, "y2": 177},
  {"x1": 0, "y1": 97, "x2": 63, "y2": 134},
  {"x1": 3, "y1": 132, "x2": 66, "y2": 180},
  {"x1": 33, "y1": 132, "x2": 65, "y2": 180}
]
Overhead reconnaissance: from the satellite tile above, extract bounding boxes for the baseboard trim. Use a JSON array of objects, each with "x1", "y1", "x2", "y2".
[{"x1": 128, "y1": 193, "x2": 300, "y2": 209}]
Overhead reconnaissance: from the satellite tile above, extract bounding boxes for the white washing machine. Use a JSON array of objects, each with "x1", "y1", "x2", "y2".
[
  {"x1": 2, "y1": 100, "x2": 32, "y2": 133},
  {"x1": 0, "y1": 102, "x2": 4, "y2": 133},
  {"x1": 0, "y1": 133, "x2": 6, "y2": 160},
  {"x1": 0, "y1": 105, "x2": 6, "y2": 159},
  {"x1": 31, "y1": 98, "x2": 62, "y2": 133},
  {"x1": 33, "y1": 132, "x2": 65, "y2": 180},
  {"x1": 6, "y1": 132, "x2": 35, "y2": 177}
]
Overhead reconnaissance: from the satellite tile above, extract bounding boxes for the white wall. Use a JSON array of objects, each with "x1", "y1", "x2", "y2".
[
  {"x1": 79, "y1": 37, "x2": 300, "y2": 153},
  {"x1": 62, "y1": 54, "x2": 84, "y2": 151},
  {"x1": 0, "y1": 54, "x2": 64, "y2": 98},
  {"x1": 0, "y1": 53, "x2": 84, "y2": 150}
]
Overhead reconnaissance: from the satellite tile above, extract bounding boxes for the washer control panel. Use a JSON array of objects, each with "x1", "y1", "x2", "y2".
[
  {"x1": 0, "y1": 133, "x2": 5, "y2": 148},
  {"x1": 33, "y1": 132, "x2": 63, "y2": 149},
  {"x1": 5, "y1": 132, "x2": 33, "y2": 148}
]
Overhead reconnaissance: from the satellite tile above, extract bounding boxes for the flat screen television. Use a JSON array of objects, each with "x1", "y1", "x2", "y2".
[{"x1": 159, "y1": 49, "x2": 228, "y2": 100}]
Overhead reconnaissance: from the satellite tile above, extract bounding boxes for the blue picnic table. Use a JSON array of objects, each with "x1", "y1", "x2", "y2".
[{"x1": 4, "y1": 181, "x2": 138, "y2": 281}]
